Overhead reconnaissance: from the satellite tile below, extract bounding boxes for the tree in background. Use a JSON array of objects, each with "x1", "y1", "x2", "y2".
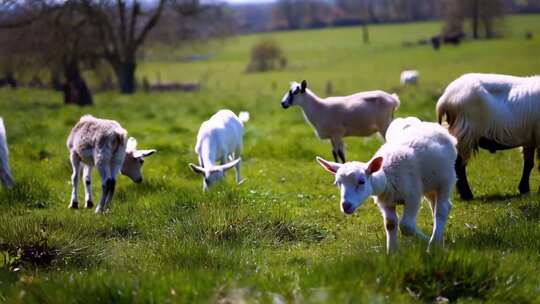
[
  {"x1": 444, "y1": 0, "x2": 505, "y2": 39},
  {"x1": 274, "y1": 0, "x2": 307, "y2": 30},
  {"x1": 0, "y1": 1, "x2": 97, "y2": 105},
  {"x1": 0, "y1": 0, "x2": 216, "y2": 96},
  {"x1": 79, "y1": 0, "x2": 167, "y2": 94}
]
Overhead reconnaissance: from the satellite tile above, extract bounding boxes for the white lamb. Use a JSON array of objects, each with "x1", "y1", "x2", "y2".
[
  {"x1": 0, "y1": 118, "x2": 14, "y2": 187},
  {"x1": 400, "y1": 70, "x2": 419, "y2": 85},
  {"x1": 67, "y1": 115, "x2": 157, "y2": 213},
  {"x1": 280, "y1": 80, "x2": 400, "y2": 163},
  {"x1": 189, "y1": 110, "x2": 249, "y2": 191},
  {"x1": 437, "y1": 73, "x2": 540, "y2": 200},
  {"x1": 316, "y1": 117, "x2": 457, "y2": 253}
]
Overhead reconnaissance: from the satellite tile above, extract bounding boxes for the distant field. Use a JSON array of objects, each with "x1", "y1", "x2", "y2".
[{"x1": 1, "y1": 15, "x2": 540, "y2": 303}]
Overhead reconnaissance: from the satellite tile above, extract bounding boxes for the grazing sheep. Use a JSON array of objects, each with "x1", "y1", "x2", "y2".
[
  {"x1": 400, "y1": 70, "x2": 419, "y2": 85},
  {"x1": 0, "y1": 118, "x2": 14, "y2": 187},
  {"x1": 316, "y1": 117, "x2": 457, "y2": 253},
  {"x1": 189, "y1": 110, "x2": 249, "y2": 191},
  {"x1": 67, "y1": 115, "x2": 157, "y2": 213},
  {"x1": 437, "y1": 73, "x2": 540, "y2": 200},
  {"x1": 280, "y1": 80, "x2": 400, "y2": 163}
]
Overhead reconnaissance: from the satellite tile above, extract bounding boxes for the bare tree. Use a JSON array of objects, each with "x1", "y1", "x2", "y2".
[
  {"x1": 444, "y1": 0, "x2": 505, "y2": 39},
  {"x1": 78, "y1": 0, "x2": 167, "y2": 94},
  {"x1": 0, "y1": 1, "x2": 98, "y2": 105}
]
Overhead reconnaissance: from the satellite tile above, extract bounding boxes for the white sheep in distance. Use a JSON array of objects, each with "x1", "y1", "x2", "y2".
[
  {"x1": 280, "y1": 80, "x2": 400, "y2": 163},
  {"x1": 400, "y1": 70, "x2": 419, "y2": 85},
  {"x1": 316, "y1": 117, "x2": 457, "y2": 253},
  {"x1": 0, "y1": 118, "x2": 14, "y2": 187},
  {"x1": 67, "y1": 115, "x2": 157, "y2": 213},
  {"x1": 189, "y1": 110, "x2": 249, "y2": 191},
  {"x1": 437, "y1": 73, "x2": 540, "y2": 200}
]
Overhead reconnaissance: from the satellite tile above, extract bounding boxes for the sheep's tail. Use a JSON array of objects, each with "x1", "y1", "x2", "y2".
[
  {"x1": 390, "y1": 93, "x2": 400, "y2": 110},
  {"x1": 238, "y1": 111, "x2": 250, "y2": 124},
  {"x1": 0, "y1": 118, "x2": 14, "y2": 187}
]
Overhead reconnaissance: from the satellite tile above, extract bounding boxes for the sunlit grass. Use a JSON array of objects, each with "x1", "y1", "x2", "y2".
[{"x1": 0, "y1": 15, "x2": 540, "y2": 303}]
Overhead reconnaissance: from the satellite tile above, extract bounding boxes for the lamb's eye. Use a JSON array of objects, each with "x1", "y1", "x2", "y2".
[
  {"x1": 140, "y1": 159, "x2": 144, "y2": 164},
  {"x1": 358, "y1": 179, "x2": 365, "y2": 185}
]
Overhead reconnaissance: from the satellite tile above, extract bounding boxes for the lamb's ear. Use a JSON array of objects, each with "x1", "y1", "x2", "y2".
[
  {"x1": 316, "y1": 156, "x2": 341, "y2": 174},
  {"x1": 127, "y1": 137, "x2": 138, "y2": 152},
  {"x1": 213, "y1": 158, "x2": 241, "y2": 172},
  {"x1": 367, "y1": 156, "x2": 383, "y2": 175},
  {"x1": 189, "y1": 163, "x2": 206, "y2": 175},
  {"x1": 134, "y1": 149, "x2": 157, "y2": 158},
  {"x1": 301, "y1": 80, "x2": 307, "y2": 93}
]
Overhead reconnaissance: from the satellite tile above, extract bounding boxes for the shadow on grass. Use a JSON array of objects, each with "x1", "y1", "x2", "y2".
[{"x1": 474, "y1": 193, "x2": 523, "y2": 203}]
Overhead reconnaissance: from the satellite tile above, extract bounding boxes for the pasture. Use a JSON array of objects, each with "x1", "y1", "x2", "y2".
[{"x1": 1, "y1": 15, "x2": 540, "y2": 303}]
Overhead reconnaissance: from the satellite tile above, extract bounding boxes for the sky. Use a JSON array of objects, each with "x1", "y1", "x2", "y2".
[{"x1": 225, "y1": 0, "x2": 275, "y2": 3}]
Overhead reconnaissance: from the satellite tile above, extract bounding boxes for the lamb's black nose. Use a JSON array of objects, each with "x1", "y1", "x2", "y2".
[{"x1": 342, "y1": 201, "x2": 354, "y2": 214}]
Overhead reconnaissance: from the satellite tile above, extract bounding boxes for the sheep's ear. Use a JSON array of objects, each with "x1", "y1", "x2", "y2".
[
  {"x1": 367, "y1": 156, "x2": 383, "y2": 175},
  {"x1": 316, "y1": 156, "x2": 340, "y2": 174},
  {"x1": 127, "y1": 137, "x2": 138, "y2": 152},
  {"x1": 301, "y1": 80, "x2": 307, "y2": 93},
  {"x1": 213, "y1": 158, "x2": 241, "y2": 172},
  {"x1": 134, "y1": 149, "x2": 157, "y2": 158},
  {"x1": 189, "y1": 163, "x2": 206, "y2": 175}
]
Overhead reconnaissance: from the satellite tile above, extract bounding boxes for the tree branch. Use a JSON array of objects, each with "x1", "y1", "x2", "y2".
[{"x1": 133, "y1": 0, "x2": 165, "y2": 51}]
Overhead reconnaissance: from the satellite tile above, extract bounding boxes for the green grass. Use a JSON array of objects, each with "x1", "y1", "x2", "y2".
[{"x1": 1, "y1": 15, "x2": 540, "y2": 303}]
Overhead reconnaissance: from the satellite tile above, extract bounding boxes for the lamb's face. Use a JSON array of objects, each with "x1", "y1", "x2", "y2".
[
  {"x1": 317, "y1": 156, "x2": 384, "y2": 215},
  {"x1": 281, "y1": 80, "x2": 307, "y2": 109},
  {"x1": 122, "y1": 152, "x2": 145, "y2": 183},
  {"x1": 189, "y1": 158, "x2": 241, "y2": 191},
  {"x1": 121, "y1": 137, "x2": 157, "y2": 183},
  {"x1": 334, "y1": 165, "x2": 373, "y2": 214},
  {"x1": 204, "y1": 169, "x2": 225, "y2": 189}
]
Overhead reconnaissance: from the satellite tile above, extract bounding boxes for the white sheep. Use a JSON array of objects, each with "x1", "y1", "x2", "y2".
[
  {"x1": 67, "y1": 115, "x2": 156, "y2": 213},
  {"x1": 280, "y1": 80, "x2": 400, "y2": 163},
  {"x1": 316, "y1": 117, "x2": 457, "y2": 253},
  {"x1": 437, "y1": 73, "x2": 540, "y2": 200},
  {"x1": 400, "y1": 70, "x2": 419, "y2": 85},
  {"x1": 189, "y1": 110, "x2": 249, "y2": 191},
  {"x1": 0, "y1": 118, "x2": 14, "y2": 187}
]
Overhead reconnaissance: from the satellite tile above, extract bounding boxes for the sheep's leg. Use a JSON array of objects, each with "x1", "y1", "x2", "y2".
[
  {"x1": 234, "y1": 154, "x2": 242, "y2": 184},
  {"x1": 332, "y1": 150, "x2": 338, "y2": 163},
  {"x1": 68, "y1": 153, "x2": 81, "y2": 209},
  {"x1": 331, "y1": 138, "x2": 346, "y2": 163},
  {"x1": 428, "y1": 189, "x2": 452, "y2": 251},
  {"x1": 399, "y1": 195, "x2": 428, "y2": 240},
  {"x1": 104, "y1": 162, "x2": 122, "y2": 206},
  {"x1": 518, "y1": 146, "x2": 534, "y2": 194},
  {"x1": 95, "y1": 164, "x2": 110, "y2": 213},
  {"x1": 380, "y1": 205, "x2": 399, "y2": 253},
  {"x1": 455, "y1": 155, "x2": 474, "y2": 200},
  {"x1": 82, "y1": 165, "x2": 94, "y2": 208}
]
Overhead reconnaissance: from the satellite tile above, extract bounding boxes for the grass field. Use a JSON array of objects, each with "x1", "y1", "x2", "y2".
[{"x1": 1, "y1": 15, "x2": 540, "y2": 303}]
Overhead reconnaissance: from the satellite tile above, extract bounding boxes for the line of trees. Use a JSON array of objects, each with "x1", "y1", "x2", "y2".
[
  {"x1": 272, "y1": 0, "x2": 539, "y2": 31},
  {"x1": 0, "y1": 0, "x2": 232, "y2": 105}
]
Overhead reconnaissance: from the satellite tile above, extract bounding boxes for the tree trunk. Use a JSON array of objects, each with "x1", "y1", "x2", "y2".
[
  {"x1": 471, "y1": 0, "x2": 480, "y2": 39},
  {"x1": 63, "y1": 61, "x2": 93, "y2": 106},
  {"x1": 114, "y1": 62, "x2": 137, "y2": 94}
]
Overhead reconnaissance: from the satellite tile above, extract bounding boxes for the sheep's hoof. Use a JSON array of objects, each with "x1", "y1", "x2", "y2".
[
  {"x1": 69, "y1": 201, "x2": 79, "y2": 209},
  {"x1": 85, "y1": 200, "x2": 94, "y2": 208},
  {"x1": 458, "y1": 190, "x2": 474, "y2": 201},
  {"x1": 519, "y1": 184, "x2": 530, "y2": 194}
]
